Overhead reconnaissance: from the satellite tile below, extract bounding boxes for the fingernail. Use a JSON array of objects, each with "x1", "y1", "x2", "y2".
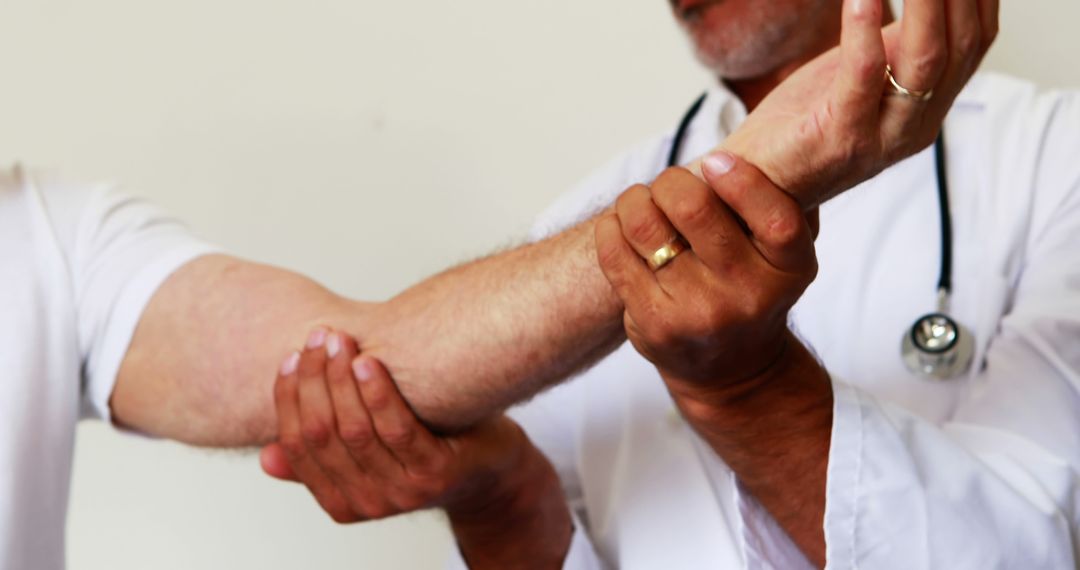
[
  {"x1": 326, "y1": 333, "x2": 341, "y2": 358},
  {"x1": 852, "y1": 0, "x2": 879, "y2": 17},
  {"x1": 306, "y1": 327, "x2": 327, "y2": 349},
  {"x1": 352, "y1": 358, "x2": 373, "y2": 382},
  {"x1": 703, "y1": 150, "x2": 736, "y2": 177},
  {"x1": 280, "y1": 351, "x2": 300, "y2": 376}
]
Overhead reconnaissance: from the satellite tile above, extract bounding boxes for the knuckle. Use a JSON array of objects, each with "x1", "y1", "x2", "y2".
[
  {"x1": 701, "y1": 298, "x2": 730, "y2": 330},
  {"x1": 853, "y1": 53, "x2": 883, "y2": 82},
  {"x1": 699, "y1": 227, "x2": 734, "y2": 254},
  {"x1": 625, "y1": 214, "x2": 668, "y2": 248},
  {"x1": 955, "y1": 29, "x2": 982, "y2": 58},
  {"x1": 908, "y1": 48, "x2": 947, "y2": 82},
  {"x1": 279, "y1": 434, "x2": 307, "y2": 459},
  {"x1": 379, "y1": 425, "x2": 417, "y2": 449},
  {"x1": 301, "y1": 420, "x2": 332, "y2": 448},
  {"x1": 645, "y1": 317, "x2": 679, "y2": 349},
  {"x1": 669, "y1": 189, "x2": 714, "y2": 231},
  {"x1": 767, "y1": 207, "x2": 803, "y2": 247},
  {"x1": 595, "y1": 234, "x2": 625, "y2": 273},
  {"x1": 363, "y1": 387, "x2": 392, "y2": 412},
  {"x1": 338, "y1": 421, "x2": 374, "y2": 449}
]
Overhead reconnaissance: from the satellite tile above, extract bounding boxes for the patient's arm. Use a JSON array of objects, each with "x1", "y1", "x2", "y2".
[
  {"x1": 349, "y1": 219, "x2": 625, "y2": 430},
  {"x1": 112, "y1": 0, "x2": 994, "y2": 443},
  {"x1": 113, "y1": 219, "x2": 622, "y2": 443}
]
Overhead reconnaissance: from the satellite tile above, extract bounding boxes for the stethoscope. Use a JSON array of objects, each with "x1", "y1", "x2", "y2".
[{"x1": 668, "y1": 93, "x2": 975, "y2": 380}]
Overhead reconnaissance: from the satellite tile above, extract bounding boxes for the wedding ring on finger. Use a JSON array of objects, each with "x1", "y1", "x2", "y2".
[
  {"x1": 884, "y1": 65, "x2": 935, "y2": 102},
  {"x1": 648, "y1": 238, "x2": 688, "y2": 271}
]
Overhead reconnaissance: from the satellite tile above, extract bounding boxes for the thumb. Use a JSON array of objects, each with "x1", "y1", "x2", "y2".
[{"x1": 700, "y1": 149, "x2": 816, "y2": 274}]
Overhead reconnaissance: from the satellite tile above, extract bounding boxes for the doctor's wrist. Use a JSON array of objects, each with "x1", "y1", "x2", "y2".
[
  {"x1": 448, "y1": 441, "x2": 573, "y2": 569},
  {"x1": 665, "y1": 333, "x2": 833, "y2": 434}
]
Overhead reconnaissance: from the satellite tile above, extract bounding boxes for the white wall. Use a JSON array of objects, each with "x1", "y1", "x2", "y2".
[{"x1": 0, "y1": 1, "x2": 1076, "y2": 568}]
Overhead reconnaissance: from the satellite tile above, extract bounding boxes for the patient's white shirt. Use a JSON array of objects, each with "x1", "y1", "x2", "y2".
[{"x1": 0, "y1": 167, "x2": 213, "y2": 570}]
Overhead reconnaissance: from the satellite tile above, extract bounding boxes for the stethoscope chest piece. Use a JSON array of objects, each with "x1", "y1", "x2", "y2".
[
  {"x1": 901, "y1": 312, "x2": 975, "y2": 380},
  {"x1": 895, "y1": 130, "x2": 975, "y2": 381}
]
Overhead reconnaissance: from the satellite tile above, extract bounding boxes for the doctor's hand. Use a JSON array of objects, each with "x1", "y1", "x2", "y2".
[
  {"x1": 702, "y1": 0, "x2": 998, "y2": 208},
  {"x1": 261, "y1": 328, "x2": 572, "y2": 569},
  {"x1": 597, "y1": 152, "x2": 818, "y2": 391},
  {"x1": 598, "y1": 155, "x2": 836, "y2": 565}
]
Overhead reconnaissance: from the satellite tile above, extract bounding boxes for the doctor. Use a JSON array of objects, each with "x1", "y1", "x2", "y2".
[{"x1": 265, "y1": 0, "x2": 1080, "y2": 568}]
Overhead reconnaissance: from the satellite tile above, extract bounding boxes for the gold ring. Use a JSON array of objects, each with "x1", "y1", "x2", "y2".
[
  {"x1": 885, "y1": 65, "x2": 934, "y2": 102},
  {"x1": 647, "y1": 239, "x2": 687, "y2": 271}
]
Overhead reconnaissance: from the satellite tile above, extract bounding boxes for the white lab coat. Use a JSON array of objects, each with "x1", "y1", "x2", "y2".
[{"x1": 450, "y1": 73, "x2": 1080, "y2": 569}]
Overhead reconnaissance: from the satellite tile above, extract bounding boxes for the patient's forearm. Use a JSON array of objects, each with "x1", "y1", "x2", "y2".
[
  {"x1": 354, "y1": 217, "x2": 625, "y2": 431},
  {"x1": 113, "y1": 218, "x2": 624, "y2": 444}
]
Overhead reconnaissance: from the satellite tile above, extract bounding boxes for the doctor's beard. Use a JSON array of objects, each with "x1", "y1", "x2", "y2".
[{"x1": 676, "y1": 0, "x2": 833, "y2": 81}]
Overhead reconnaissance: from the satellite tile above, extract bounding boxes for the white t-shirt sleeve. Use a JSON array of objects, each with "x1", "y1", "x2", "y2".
[{"x1": 63, "y1": 183, "x2": 218, "y2": 422}]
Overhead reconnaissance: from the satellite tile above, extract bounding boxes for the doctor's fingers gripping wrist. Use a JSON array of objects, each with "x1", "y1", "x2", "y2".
[
  {"x1": 596, "y1": 164, "x2": 815, "y2": 386},
  {"x1": 613, "y1": 183, "x2": 683, "y2": 264},
  {"x1": 698, "y1": 151, "x2": 819, "y2": 277},
  {"x1": 648, "y1": 166, "x2": 756, "y2": 279}
]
